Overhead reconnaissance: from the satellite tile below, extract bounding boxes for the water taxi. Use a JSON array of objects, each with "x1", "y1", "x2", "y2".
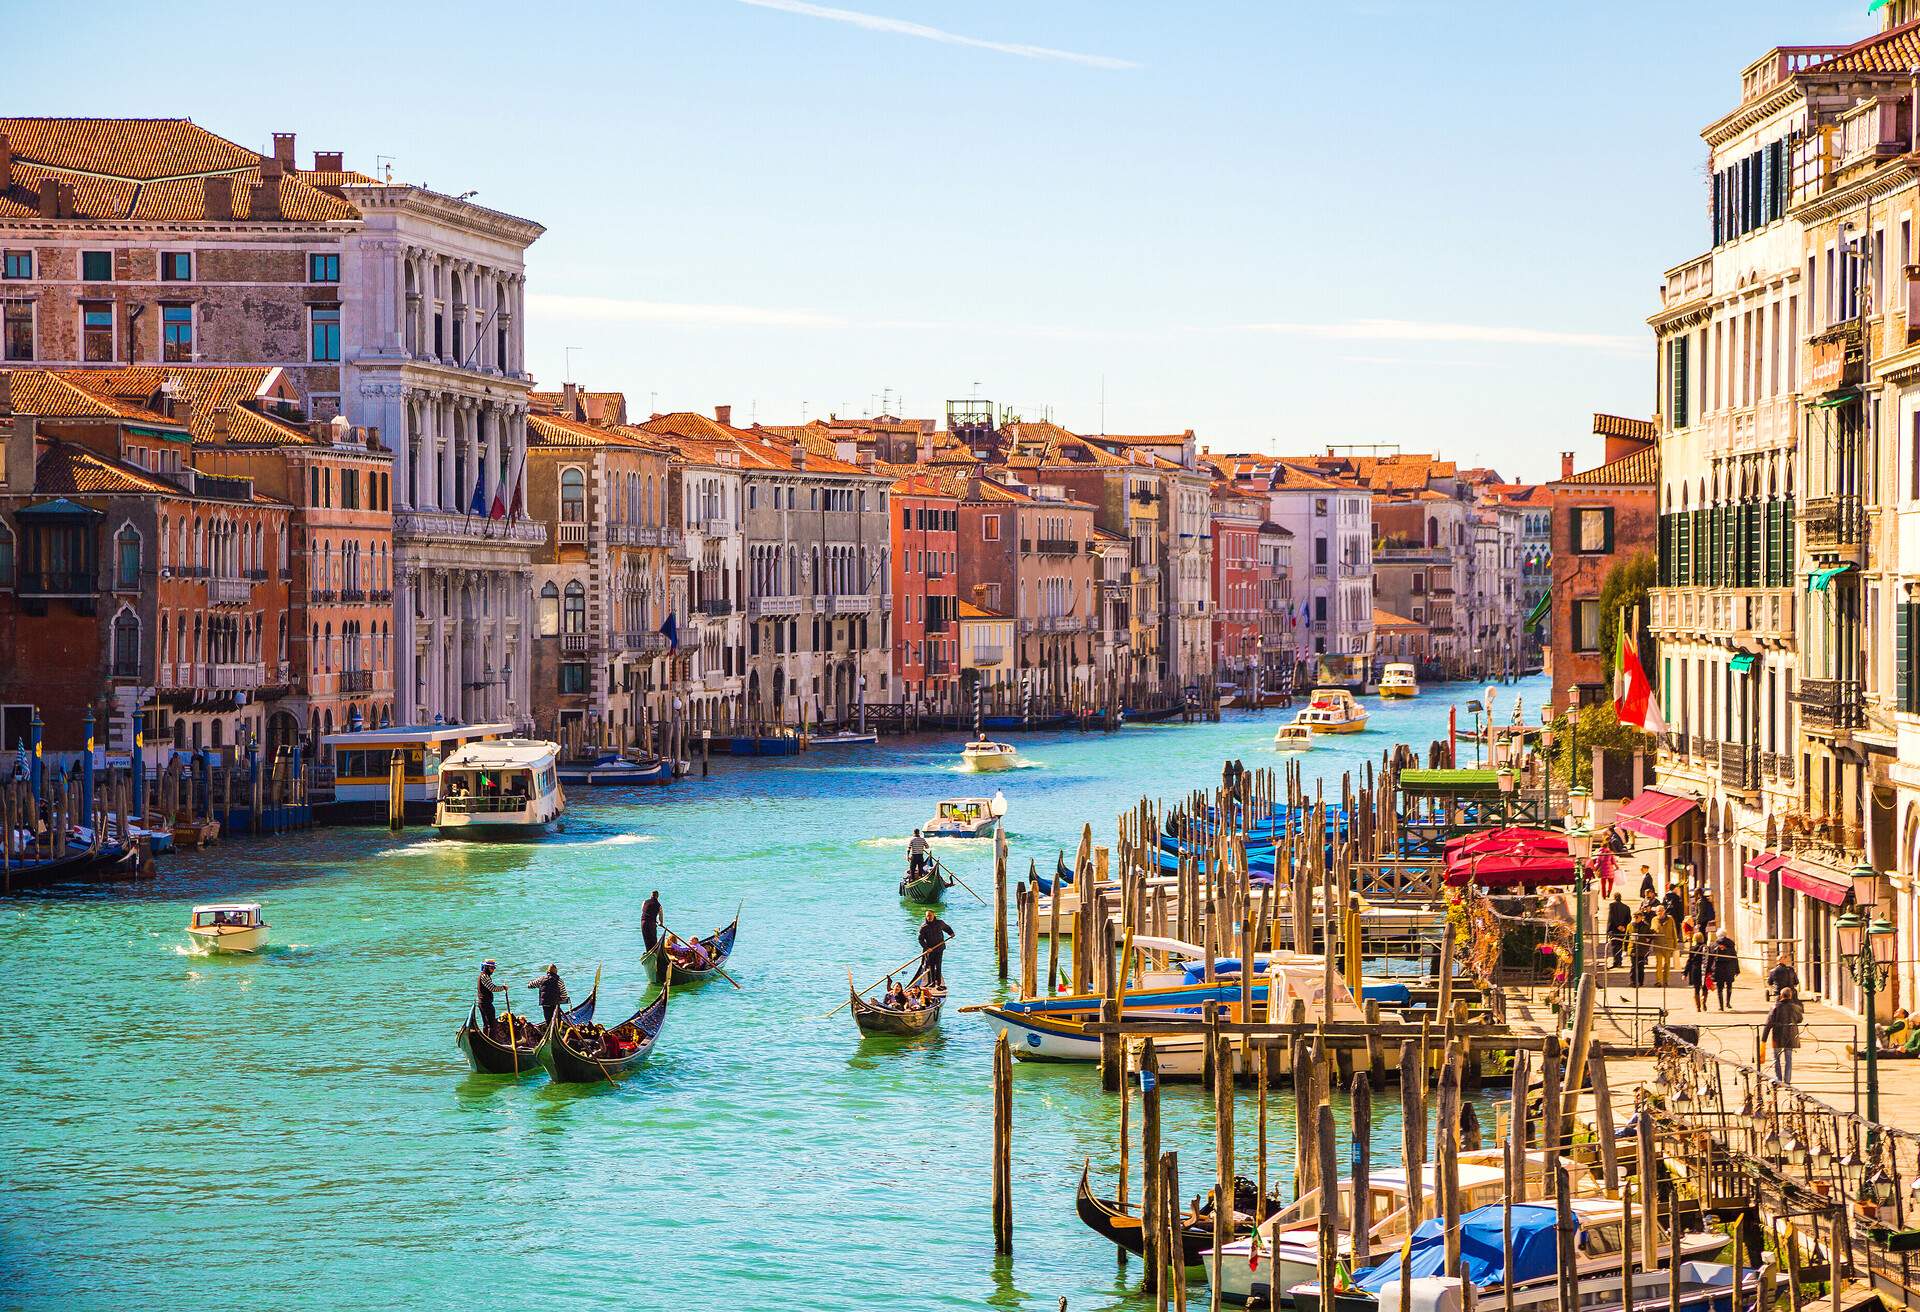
[
  {"x1": 435, "y1": 739, "x2": 566, "y2": 838},
  {"x1": 187, "y1": 902, "x2": 268, "y2": 954},
  {"x1": 960, "y1": 739, "x2": 1019, "y2": 772},
  {"x1": 1273, "y1": 723, "x2": 1314, "y2": 752},
  {"x1": 923, "y1": 791, "x2": 1007, "y2": 838},
  {"x1": 1378, "y1": 662, "x2": 1419, "y2": 699},
  {"x1": 1292, "y1": 687, "x2": 1369, "y2": 734}
]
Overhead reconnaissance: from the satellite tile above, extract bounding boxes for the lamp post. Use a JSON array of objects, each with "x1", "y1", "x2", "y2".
[
  {"x1": 1497, "y1": 763, "x2": 1516, "y2": 824},
  {"x1": 1569, "y1": 820, "x2": 1595, "y2": 989},
  {"x1": 1837, "y1": 859, "x2": 1897, "y2": 1139}
]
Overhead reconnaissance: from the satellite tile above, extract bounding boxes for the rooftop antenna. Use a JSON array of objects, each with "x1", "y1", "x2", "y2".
[
  {"x1": 564, "y1": 346, "x2": 583, "y2": 384},
  {"x1": 801, "y1": 400, "x2": 810, "y2": 421},
  {"x1": 376, "y1": 155, "x2": 396, "y2": 184},
  {"x1": 1099, "y1": 373, "x2": 1106, "y2": 435},
  {"x1": 649, "y1": 390, "x2": 659, "y2": 414},
  {"x1": 971, "y1": 379, "x2": 982, "y2": 399}
]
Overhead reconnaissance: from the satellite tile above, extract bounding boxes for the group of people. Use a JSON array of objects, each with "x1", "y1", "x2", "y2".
[
  {"x1": 474, "y1": 960, "x2": 573, "y2": 1040},
  {"x1": 1603, "y1": 867, "x2": 1731, "y2": 999}
]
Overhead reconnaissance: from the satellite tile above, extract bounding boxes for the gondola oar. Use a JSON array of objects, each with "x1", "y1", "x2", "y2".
[
  {"x1": 933, "y1": 857, "x2": 988, "y2": 906},
  {"x1": 821, "y1": 942, "x2": 939, "y2": 1019},
  {"x1": 503, "y1": 985, "x2": 519, "y2": 1076},
  {"x1": 659, "y1": 921, "x2": 742, "y2": 990}
]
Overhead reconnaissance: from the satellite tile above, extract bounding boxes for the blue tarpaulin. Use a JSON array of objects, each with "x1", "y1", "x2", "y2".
[
  {"x1": 1360, "y1": 982, "x2": 1413, "y2": 1006},
  {"x1": 1355, "y1": 1204, "x2": 1564, "y2": 1292}
]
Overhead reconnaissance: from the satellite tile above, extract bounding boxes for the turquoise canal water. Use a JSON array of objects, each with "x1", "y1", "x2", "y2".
[{"x1": 0, "y1": 676, "x2": 1544, "y2": 1311}]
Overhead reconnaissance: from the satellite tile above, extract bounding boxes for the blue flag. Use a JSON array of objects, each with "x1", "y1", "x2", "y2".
[
  {"x1": 658, "y1": 613, "x2": 678, "y2": 651},
  {"x1": 468, "y1": 472, "x2": 487, "y2": 517}
]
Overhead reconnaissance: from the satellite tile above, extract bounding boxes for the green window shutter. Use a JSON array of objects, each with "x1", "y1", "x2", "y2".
[
  {"x1": 1766, "y1": 501, "x2": 1781, "y2": 586},
  {"x1": 1672, "y1": 338, "x2": 1690, "y2": 429},
  {"x1": 1783, "y1": 503, "x2": 1795, "y2": 581},
  {"x1": 1900, "y1": 604, "x2": 1912, "y2": 713}
]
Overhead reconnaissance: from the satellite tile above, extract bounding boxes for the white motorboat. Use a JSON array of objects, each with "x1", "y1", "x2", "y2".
[
  {"x1": 1378, "y1": 662, "x2": 1420, "y2": 699},
  {"x1": 922, "y1": 791, "x2": 1007, "y2": 838},
  {"x1": 435, "y1": 739, "x2": 567, "y2": 838},
  {"x1": 187, "y1": 902, "x2": 268, "y2": 954},
  {"x1": 960, "y1": 739, "x2": 1020, "y2": 772},
  {"x1": 1293, "y1": 687, "x2": 1369, "y2": 733},
  {"x1": 811, "y1": 731, "x2": 879, "y2": 748},
  {"x1": 1274, "y1": 723, "x2": 1315, "y2": 752}
]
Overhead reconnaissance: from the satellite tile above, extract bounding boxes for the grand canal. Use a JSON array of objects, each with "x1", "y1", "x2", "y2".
[{"x1": 0, "y1": 676, "x2": 1543, "y2": 1310}]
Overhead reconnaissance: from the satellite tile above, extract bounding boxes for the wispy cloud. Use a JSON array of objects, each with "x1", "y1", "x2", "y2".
[
  {"x1": 735, "y1": 0, "x2": 1140, "y2": 70},
  {"x1": 530, "y1": 293, "x2": 845, "y2": 329},
  {"x1": 1241, "y1": 318, "x2": 1641, "y2": 354}
]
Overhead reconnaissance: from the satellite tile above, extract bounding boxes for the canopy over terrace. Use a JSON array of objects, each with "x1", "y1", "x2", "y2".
[
  {"x1": 1443, "y1": 825, "x2": 1576, "y2": 887},
  {"x1": 1396, "y1": 767, "x2": 1558, "y2": 858}
]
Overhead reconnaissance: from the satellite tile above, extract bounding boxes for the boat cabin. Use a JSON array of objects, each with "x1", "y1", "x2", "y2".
[
  {"x1": 191, "y1": 903, "x2": 262, "y2": 929},
  {"x1": 321, "y1": 721, "x2": 517, "y2": 820}
]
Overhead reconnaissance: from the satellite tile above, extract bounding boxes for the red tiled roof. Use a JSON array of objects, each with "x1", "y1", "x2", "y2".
[
  {"x1": 1373, "y1": 607, "x2": 1423, "y2": 632},
  {"x1": 34, "y1": 439, "x2": 184, "y2": 496},
  {"x1": 528, "y1": 411, "x2": 667, "y2": 452},
  {"x1": 1592, "y1": 414, "x2": 1657, "y2": 442},
  {"x1": 44, "y1": 366, "x2": 311, "y2": 447},
  {"x1": 3, "y1": 368, "x2": 182, "y2": 427},
  {"x1": 0, "y1": 118, "x2": 359, "y2": 223},
  {"x1": 1804, "y1": 20, "x2": 1920, "y2": 76},
  {"x1": 1555, "y1": 444, "x2": 1659, "y2": 487},
  {"x1": 957, "y1": 600, "x2": 1009, "y2": 620}
]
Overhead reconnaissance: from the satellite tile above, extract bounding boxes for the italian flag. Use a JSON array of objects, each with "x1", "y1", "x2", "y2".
[{"x1": 1613, "y1": 627, "x2": 1667, "y2": 735}]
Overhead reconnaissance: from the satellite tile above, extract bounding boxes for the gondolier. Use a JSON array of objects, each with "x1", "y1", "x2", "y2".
[
  {"x1": 527, "y1": 964, "x2": 570, "y2": 1024},
  {"x1": 641, "y1": 890, "x2": 663, "y2": 952},
  {"x1": 917, "y1": 910, "x2": 954, "y2": 989},
  {"x1": 907, "y1": 829, "x2": 931, "y2": 876},
  {"x1": 477, "y1": 960, "x2": 507, "y2": 1032}
]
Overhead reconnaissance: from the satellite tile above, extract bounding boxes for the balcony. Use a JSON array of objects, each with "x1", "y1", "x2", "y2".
[
  {"x1": 1034, "y1": 538, "x2": 1079, "y2": 556},
  {"x1": 825, "y1": 594, "x2": 872, "y2": 615},
  {"x1": 1719, "y1": 740, "x2": 1759, "y2": 794},
  {"x1": 208, "y1": 576, "x2": 254, "y2": 605},
  {"x1": 557, "y1": 522, "x2": 588, "y2": 546},
  {"x1": 19, "y1": 569, "x2": 94, "y2": 598},
  {"x1": 748, "y1": 594, "x2": 804, "y2": 618},
  {"x1": 1802, "y1": 494, "x2": 1863, "y2": 555},
  {"x1": 371, "y1": 588, "x2": 393, "y2": 603},
  {"x1": 607, "y1": 523, "x2": 674, "y2": 547},
  {"x1": 560, "y1": 632, "x2": 591, "y2": 654},
  {"x1": 395, "y1": 509, "x2": 545, "y2": 548},
  {"x1": 619, "y1": 632, "x2": 671, "y2": 655},
  {"x1": 340, "y1": 669, "x2": 374, "y2": 693},
  {"x1": 1805, "y1": 319, "x2": 1865, "y2": 394},
  {"x1": 970, "y1": 646, "x2": 1005, "y2": 667},
  {"x1": 697, "y1": 598, "x2": 734, "y2": 617},
  {"x1": 207, "y1": 662, "x2": 264, "y2": 690},
  {"x1": 1761, "y1": 750, "x2": 1796, "y2": 785},
  {"x1": 1020, "y1": 615, "x2": 1080, "y2": 635},
  {"x1": 926, "y1": 650, "x2": 950, "y2": 676},
  {"x1": 1797, "y1": 677, "x2": 1864, "y2": 733},
  {"x1": 340, "y1": 586, "x2": 368, "y2": 603}
]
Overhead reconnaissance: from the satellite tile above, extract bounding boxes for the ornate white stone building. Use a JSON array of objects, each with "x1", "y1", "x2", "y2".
[{"x1": 339, "y1": 184, "x2": 545, "y2": 727}]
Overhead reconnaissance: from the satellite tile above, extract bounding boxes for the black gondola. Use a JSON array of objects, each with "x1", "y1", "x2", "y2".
[
  {"x1": 537, "y1": 986, "x2": 669, "y2": 1084},
  {"x1": 642, "y1": 910, "x2": 739, "y2": 986},
  {"x1": 456, "y1": 973, "x2": 599, "y2": 1075},
  {"x1": 1073, "y1": 1160, "x2": 1273, "y2": 1265}
]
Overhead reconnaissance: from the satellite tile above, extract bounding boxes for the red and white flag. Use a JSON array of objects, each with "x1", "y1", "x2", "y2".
[{"x1": 1613, "y1": 627, "x2": 1668, "y2": 735}]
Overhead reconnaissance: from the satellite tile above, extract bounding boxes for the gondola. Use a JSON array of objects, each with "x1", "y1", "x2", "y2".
[
  {"x1": 898, "y1": 861, "x2": 952, "y2": 904},
  {"x1": 1074, "y1": 1160, "x2": 1273, "y2": 1265},
  {"x1": 536, "y1": 986, "x2": 668, "y2": 1084},
  {"x1": 642, "y1": 910, "x2": 739, "y2": 986},
  {"x1": 456, "y1": 972, "x2": 600, "y2": 1075},
  {"x1": 848, "y1": 970, "x2": 945, "y2": 1036}
]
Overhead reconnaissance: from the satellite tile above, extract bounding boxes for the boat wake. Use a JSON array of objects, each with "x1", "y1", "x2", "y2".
[{"x1": 571, "y1": 833, "x2": 657, "y2": 848}]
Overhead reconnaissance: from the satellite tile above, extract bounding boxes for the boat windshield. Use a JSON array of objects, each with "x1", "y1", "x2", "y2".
[{"x1": 443, "y1": 768, "x2": 533, "y2": 801}]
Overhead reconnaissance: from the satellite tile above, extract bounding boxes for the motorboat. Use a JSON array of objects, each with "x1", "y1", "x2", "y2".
[
  {"x1": 556, "y1": 752, "x2": 672, "y2": 786},
  {"x1": 923, "y1": 791, "x2": 1007, "y2": 838},
  {"x1": 187, "y1": 902, "x2": 268, "y2": 954},
  {"x1": 1284, "y1": 1198, "x2": 1732, "y2": 1312},
  {"x1": 435, "y1": 739, "x2": 567, "y2": 838},
  {"x1": 1274, "y1": 723, "x2": 1315, "y2": 752},
  {"x1": 811, "y1": 731, "x2": 879, "y2": 748},
  {"x1": 1293, "y1": 687, "x2": 1369, "y2": 734},
  {"x1": 1378, "y1": 662, "x2": 1419, "y2": 699},
  {"x1": 960, "y1": 739, "x2": 1020, "y2": 772}
]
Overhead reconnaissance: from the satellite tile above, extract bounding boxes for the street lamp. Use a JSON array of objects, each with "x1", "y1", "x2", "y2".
[
  {"x1": 1568, "y1": 784, "x2": 1591, "y2": 826},
  {"x1": 1569, "y1": 820, "x2": 1595, "y2": 989},
  {"x1": 1837, "y1": 859, "x2": 1897, "y2": 1138}
]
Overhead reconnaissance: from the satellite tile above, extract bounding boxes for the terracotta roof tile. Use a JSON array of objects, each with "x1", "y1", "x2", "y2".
[
  {"x1": 34, "y1": 439, "x2": 184, "y2": 496},
  {"x1": 1805, "y1": 21, "x2": 1920, "y2": 75},
  {"x1": 3, "y1": 368, "x2": 181, "y2": 427},
  {"x1": 1592, "y1": 414, "x2": 1657, "y2": 443},
  {"x1": 1555, "y1": 444, "x2": 1659, "y2": 487},
  {"x1": 957, "y1": 600, "x2": 1009, "y2": 620},
  {"x1": 42, "y1": 367, "x2": 313, "y2": 447}
]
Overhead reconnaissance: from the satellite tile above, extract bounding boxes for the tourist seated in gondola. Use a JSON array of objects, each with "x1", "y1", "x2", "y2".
[
  {"x1": 665, "y1": 932, "x2": 712, "y2": 971},
  {"x1": 883, "y1": 978, "x2": 908, "y2": 1009}
]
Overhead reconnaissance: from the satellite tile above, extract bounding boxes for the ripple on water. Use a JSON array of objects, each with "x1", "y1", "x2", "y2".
[{"x1": 0, "y1": 677, "x2": 1542, "y2": 1310}]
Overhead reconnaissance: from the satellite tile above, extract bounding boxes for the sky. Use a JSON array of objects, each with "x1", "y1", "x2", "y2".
[{"x1": 9, "y1": 0, "x2": 1886, "y2": 482}]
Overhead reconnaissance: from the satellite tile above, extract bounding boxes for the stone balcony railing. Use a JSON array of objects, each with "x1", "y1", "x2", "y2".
[
  {"x1": 395, "y1": 509, "x2": 545, "y2": 547},
  {"x1": 748, "y1": 594, "x2": 804, "y2": 618},
  {"x1": 1803, "y1": 494, "x2": 1864, "y2": 554},
  {"x1": 339, "y1": 669, "x2": 374, "y2": 693},
  {"x1": 207, "y1": 662, "x2": 265, "y2": 690},
  {"x1": 207, "y1": 576, "x2": 253, "y2": 606},
  {"x1": 607, "y1": 523, "x2": 675, "y2": 547},
  {"x1": 825, "y1": 594, "x2": 873, "y2": 615}
]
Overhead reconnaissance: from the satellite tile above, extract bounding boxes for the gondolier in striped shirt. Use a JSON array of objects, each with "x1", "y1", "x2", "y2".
[
  {"x1": 907, "y1": 830, "x2": 931, "y2": 876},
  {"x1": 477, "y1": 961, "x2": 507, "y2": 1033},
  {"x1": 917, "y1": 910, "x2": 954, "y2": 990}
]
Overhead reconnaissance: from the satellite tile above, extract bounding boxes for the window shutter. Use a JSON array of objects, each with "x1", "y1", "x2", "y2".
[
  {"x1": 1760, "y1": 148, "x2": 1774, "y2": 225},
  {"x1": 1603, "y1": 506, "x2": 1616, "y2": 555},
  {"x1": 1900, "y1": 604, "x2": 1912, "y2": 713},
  {"x1": 1713, "y1": 173, "x2": 1724, "y2": 245},
  {"x1": 1783, "y1": 502, "x2": 1795, "y2": 581}
]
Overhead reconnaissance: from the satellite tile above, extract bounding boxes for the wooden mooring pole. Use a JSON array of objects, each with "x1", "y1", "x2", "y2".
[{"x1": 993, "y1": 1028, "x2": 1012, "y2": 1255}]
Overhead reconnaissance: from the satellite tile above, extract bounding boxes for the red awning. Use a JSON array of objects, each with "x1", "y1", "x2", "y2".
[
  {"x1": 1781, "y1": 862, "x2": 1849, "y2": 906},
  {"x1": 1613, "y1": 788, "x2": 1700, "y2": 840},
  {"x1": 1444, "y1": 827, "x2": 1568, "y2": 865},
  {"x1": 1444, "y1": 850, "x2": 1578, "y2": 887},
  {"x1": 1742, "y1": 853, "x2": 1788, "y2": 883}
]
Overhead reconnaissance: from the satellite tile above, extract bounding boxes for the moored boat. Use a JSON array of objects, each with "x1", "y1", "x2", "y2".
[
  {"x1": 537, "y1": 986, "x2": 669, "y2": 1084},
  {"x1": 848, "y1": 973, "x2": 945, "y2": 1036},
  {"x1": 186, "y1": 902, "x2": 268, "y2": 954},
  {"x1": 811, "y1": 731, "x2": 879, "y2": 748},
  {"x1": 642, "y1": 913, "x2": 739, "y2": 986},
  {"x1": 435, "y1": 738, "x2": 567, "y2": 837},
  {"x1": 1075, "y1": 1160, "x2": 1274, "y2": 1265},
  {"x1": 556, "y1": 753, "x2": 673, "y2": 786},
  {"x1": 960, "y1": 739, "x2": 1019, "y2": 772},
  {"x1": 456, "y1": 974, "x2": 600, "y2": 1075}
]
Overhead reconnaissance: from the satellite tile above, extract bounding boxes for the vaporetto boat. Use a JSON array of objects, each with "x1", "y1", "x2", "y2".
[{"x1": 435, "y1": 739, "x2": 567, "y2": 838}]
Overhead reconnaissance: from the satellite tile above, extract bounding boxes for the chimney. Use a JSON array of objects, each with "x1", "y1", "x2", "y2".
[
  {"x1": 36, "y1": 177, "x2": 57, "y2": 218},
  {"x1": 255, "y1": 154, "x2": 284, "y2": 219},
  {"x1": 211, "y1": 406, "x2": 230, "y2": 438},
  {"x1": 58, "y1": 183, "x2": 76, "y2": 218},
  {"x1": 204, "y1": 176, "x2": 234, "y2": 221},
  {"x1": 0, "y1": 133, "x2": 12, "y2": 192},
  {"x1": 714, "y1": 404, "x2": 732, "y2": 427},
  {"x1": 313, "y1": 150, "x2": 344, "y2": 173},
  {"x1": 272, "y1": 132, "x2": 296, "y2": 169},
  {"x1": 1560, "y1": 451, "x2": 1575, "y2": 480},
  {"x1": 791, "y1": 438, "x2": 806, "y2": 470},
  {"x1": 972, "y1": 583, "x2": 989, "y2": 611},
  {"x1": 561, "y1": 381, "x2": 581, "y2": 419}
]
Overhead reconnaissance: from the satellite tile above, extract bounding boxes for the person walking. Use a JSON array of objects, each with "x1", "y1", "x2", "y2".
[
  {"x1": 1594, "y1": 845, "x2": 1617, "y2": 899},
  {"x1": 1653, "y1": 906, "x2": 1680, "y2": 986},
  {"x1": 1683, "y1": 933, "x2": 1710, "y2": 1010},
  {"x1": 641, "y1": 890, "x2": 663, "y2": 953},
  {"x1": 1638, "y1": 865, "x2": 1658, "y2": 900},
  {"x1": 1767, "y1": 954, "x2": 1799, "y2": 1000},
  {"x1": 1628, "y1": 913, "x2": 1653, "y2": 989},
  {"x1": 476, "y1": 960, "x2": 508, "y2": 1034},
  {"x1": 1606, "y1": 893, "x2": 1631, "y2": 969},
  {"x1": 527, "y1": 964, "x2": 570, "y2": 1025},
  {"x1": 1693, "y1": 888, "x2": 1717, "y2": 935},
  {"x1": 917, "y1": 909, "x2": 955, "y2": 990},
  {"x1": 1763, "y1": 986, "x2": 1805, "y2": 1084},
  {"x1": 1710, "y1": 931, "x2": 1739, "y2": 1010},
  {"x1": 1661, "y1": 884, "x2": 1685, "y2": 929}
]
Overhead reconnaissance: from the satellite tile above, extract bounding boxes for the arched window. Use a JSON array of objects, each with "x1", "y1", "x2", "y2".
[
  {"x1": 562, "y1": 581, "x2": 586, "y2": 634},
  {"x1": 112, "y1": 608, "x2": 140, "y2": 677},
  {"x1": 560, "y1": 467, "x2": 586, "y2": 523},
  {"x1": 538, "y1": 582, "x2": 559, "y2": 637}
]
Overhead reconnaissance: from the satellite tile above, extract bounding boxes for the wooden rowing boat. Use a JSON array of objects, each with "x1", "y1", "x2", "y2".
[
  {"x1": 897, "y1": 864, "x2": 951, "y2": 903},
  {"x1": 536, "y1": 986, "x2": 668, "y2": 1084},
  {"x1": 1074, "y1": 1159, "x2": 1246, "y2": 1265},
  {"x1": 642, "y1": 913, "x2": 739, "y2": 986},
  {"x1": 848, "y1": 972, "x2": 944, "y2": 1037},
  {"x1": 457, "y1": 978, "x2": 599, "y2": 1075}
]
